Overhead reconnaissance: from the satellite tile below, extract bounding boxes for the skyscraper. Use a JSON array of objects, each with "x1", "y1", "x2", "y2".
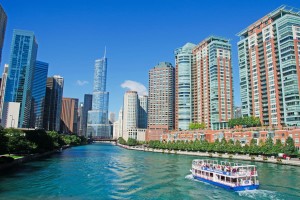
[
  {"x1": 192, "y1": 36, "x2": 233, "y2": 130},
  {"x1": 0, "y1": 5, "x2": 7, "y2": 64},
  {"x1": 122, "y1": 91, "x2": 138, "y2": 140},
  {"x1": 31, "y1": 61, "x2": 48, "y2": 128},
  {"x1": 43, "y1": 75, "x2": 64, "y2": 131},
  {"x1": 117, "y1": 107, "x2": 123, "y2": 138},
  {"x1": 82, "y1": 94, "x2": 92, "y2": 136},
  {"x1": 87, "y1": 51, "x2": 110, "y2": 138},
  {"x1": 78, "y1": 102, "x2": 83, "y2": 135},
  {"x1": 4, "y1": 30, "x2": 38, "y2": 128},
  {"x1": 109, "y1": 112, "x2": 116, "y2": 123},
  {"x1": 138, "y1": 95, "x2": 148, "y2": 128},
  {"x1": 237, "y1": 5, "x2": 300, "y2": 127},
  {"x1": 60, "y1": 97, "x2": 79, "y2": 134},
  {"x1": 0, "y1": 64, "x2": 8, "y2": 120},
  {"x1": 175, "y1": 43, "x2": 196, "y2": 130},
  {"x1": 148, "y1": 62, "x2": 175, "y2": 130}
]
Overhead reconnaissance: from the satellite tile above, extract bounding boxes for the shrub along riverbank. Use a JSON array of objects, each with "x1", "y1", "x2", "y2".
[
  {"x1": 0, "y1": 127, "x2": 87, "y2": 162},
  {"x1": 148, "y1": 137, "x2": 299, "y2": 158}
]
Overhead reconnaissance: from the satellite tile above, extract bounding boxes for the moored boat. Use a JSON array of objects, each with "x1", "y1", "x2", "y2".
[{"x1": 191, "y1": 159, "x2": 259, "y2": 191}]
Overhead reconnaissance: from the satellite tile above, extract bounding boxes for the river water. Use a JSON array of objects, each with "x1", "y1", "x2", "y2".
[{"x1": 0, "y1": 143, "x2": 299, "y2": 199}]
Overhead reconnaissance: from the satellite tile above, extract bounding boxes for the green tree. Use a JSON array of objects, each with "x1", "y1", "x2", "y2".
[
  {"x1": 234, "y1": 140, "x2": 242, "y2": 153},
  {"x1": 6, "y1": 129, "x2": 37, "y2": 154},
  {"x1": 284, "y1": 137, "x2": 297, "y2": 155},
  {"x1": 261, "y1": 137, "x2": 274, "y2": 156},
  {"x1": 189, "y1": 122, "x2": 206, "y2": 130},
  {"x1": 273, "y1": 139, "x2": 283, "y2": 154},
  {"x1": 118, "y1": 137, "x2": 127, "y2": 145},
  {"x1": 249, "y1": 138, "x2": 258, "y2": 155},
  {"x1": 0, "y1": 127, "x2": 8, "y2": 154},
  {"x1": 127, "y1": 138, "x2": 138, "y2": 146}
]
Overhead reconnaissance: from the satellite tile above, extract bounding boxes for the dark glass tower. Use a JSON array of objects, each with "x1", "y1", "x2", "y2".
[
  {"x1": 82, "y1": 94, "x2": 92, "y2": 136},
  {"x1": 31, "y1": 61, "x2": 48, "y2": 128},
  {"x1": 42, "y1": 75, "x2": 64, "y2": 131},
  {"x1": 0, "y1": 5, "x2": 7, "y2": 64}
]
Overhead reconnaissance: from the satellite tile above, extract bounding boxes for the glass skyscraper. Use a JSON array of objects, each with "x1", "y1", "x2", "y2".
[
  {"x1": 0, "y1": 5, "x2": 7, "y2": 64},
  {"x1": 175, "y1": 43, "x2": 196, "y2": 130},
  {"x1": 31, "y1": 61, "x2": 48, "y2": 128},
  {"x1": 4, "y1": 29, "x2": 38, "y2": 128},
  {"x1": 42, "y1": 75, "x2": 64, "y2": 131},
  {"x1": 87, "y1": 52, "x2": 110, "y2": 138},
  {"x1": 82, "y1": 94, "x2": 93, "y2": 136}
]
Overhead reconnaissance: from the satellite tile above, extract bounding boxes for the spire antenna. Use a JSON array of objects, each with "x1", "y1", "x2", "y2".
[{"x1": 104, "y1": 46, "x2": 106, "y2": 58}]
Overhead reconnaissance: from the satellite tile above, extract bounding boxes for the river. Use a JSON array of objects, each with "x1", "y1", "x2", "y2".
[{"x1": 0, "y1": 143, "x2": 299, "y2": 199}]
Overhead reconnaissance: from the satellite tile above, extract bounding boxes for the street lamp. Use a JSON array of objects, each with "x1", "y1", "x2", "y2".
[{"x1": 9, "y1": 115, "x2": 14, "y2": 128}]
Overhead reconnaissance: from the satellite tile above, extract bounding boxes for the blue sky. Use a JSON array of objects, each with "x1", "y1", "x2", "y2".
[{"x1": 1, "y1": 0, "x2": 299, "y2": 116}]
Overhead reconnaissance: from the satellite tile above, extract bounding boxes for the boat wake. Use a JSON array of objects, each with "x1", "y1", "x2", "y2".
[
  {"x1": 185, "y1": 174, "x2": 210, "y2": 185},
  {"x1": 238, "y1": 190, "x2": 283, "y2": 200},
  {"x1": 186, "y1": 174, "x2": 283, "y2": 199}
]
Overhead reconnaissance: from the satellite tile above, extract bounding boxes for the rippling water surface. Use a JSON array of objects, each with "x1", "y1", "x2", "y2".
[{"x1": 0, "y1": 143, "x2": 300, "y2": 199}]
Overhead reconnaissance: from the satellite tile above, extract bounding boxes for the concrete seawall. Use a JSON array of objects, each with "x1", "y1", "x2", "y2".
[
  {"x1": 0, "y1": 150, "x2": 59, "y2": 172},
  {"x1": 117, "y1": 144, "x2": 300, "y2": 167}
]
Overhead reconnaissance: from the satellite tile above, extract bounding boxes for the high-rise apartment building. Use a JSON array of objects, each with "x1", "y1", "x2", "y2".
[
  {"x1": 82, "y1": 94, "x2": 92, "y2": 136},
  {"x1": 0, "y1": 5, "x2": 7, "y2": 64},
  {"x1": 43, "y1": 75, "x2": 64, "y2": 131},
  {"x1": 60, "y1": 98, "x2": 78, "y2": 134},
  {"x1": 117, "y1": 107, "x2": 123, "y2": 138},
  {"x1": 123, "y1": 91, "x2": 139, "y2": 134},
  {"x1": 192, "y1": 36, "x2": 233, "y2": 129},
  {"x1": 78, "y1": 102, "x2": 83, "y2": 135},
  {"x1": 0, "y1": 64, "x2": 8, "y2": 120},
  {"x1": 237, "y1": 5, "x2": 300, "y2": 127},
  {"x1": 122, "y1": 91, "x2": 147, "y2": 141},
  {"x1": 175, "y1": 43, "x2": 196, "y2": 130},
  {"x1": 138, "y1": 95, "x2": 148, "y2": 128},
  {"x1": 31, "y1": 61, "x2": 48, "y2": 128},
  {"x1": 87, "y1": 52, "x2": 110, "y2": 138},
  {"x1": 4, "y1": 30, "x2": 38, "y2": 128},
  {"x1": 148, "y1": 62, "x2": 175, "y2": 130}
]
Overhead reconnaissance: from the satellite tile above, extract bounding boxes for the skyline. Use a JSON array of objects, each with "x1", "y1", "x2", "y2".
[{"x1": 1, "y1": 0, "x2": 299, "y2": 116}]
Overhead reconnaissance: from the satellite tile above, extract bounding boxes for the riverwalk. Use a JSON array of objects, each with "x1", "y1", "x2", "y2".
[{"x1": 117, "y1": 144, "x2": 300, "y2": 167}]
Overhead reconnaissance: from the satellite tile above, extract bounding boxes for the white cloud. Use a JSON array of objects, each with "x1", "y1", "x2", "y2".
[
  {"x1": 76, "y1": 80, "x2": 89, "y2": 86},
  {"x1": 121, "y1": 80, "x2": 148, "y2": 96}
]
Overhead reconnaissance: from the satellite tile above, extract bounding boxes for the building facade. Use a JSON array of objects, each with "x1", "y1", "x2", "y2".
[
  {"x1": 175, "y1": 43, "x2": 196, "y2": 131},
  {"x1": 1, "y1": 102, "x2": 20, "y2": 128},
  {"x1": 87, "y1": 53, "x2": 110, "y2": 138},
  {"x1": 160, "y1": 128, "x2": 300, "y2": 151},
  {"x1": 4, "y1": 30, "x2": 38, "y2": 128},
  {"x1": 138, "y1": 95, "x2": 148, "y2": 128},
  {"x1": 148, "y1": 62, "x2": 175, "y2": 130},
  {"x1": 42, "y1": 75, "x2": 64, "y2": 131},
  {"x1": 117, "y1": 107, "x2": 123, "y2": 139},
  {"x1": 0, "y1": 64, "x2": 8, "y2": 121},
  {"x1": 78, "y1": 102, "x2": 83, "y2": 135},
  {"x1": 60, "y1": 98, "x2": 79, "y2": 134},
  {"x1": 122, "y1": 91, "x2": 139, "y2": 139},
  {"x1": 0, "y1": 5, "x2": 7, "y2": 64},
  {"x1": 238, "y1": 5, "x2": 300, "y2": 127},
  {"x1": 109, "y1": 112, "x2": 116, "y2": 123},
  {"x1": 192, "y1": 36, "x2": 233, "y2": 130},
  {"x1": 31, "y1": 61, "x2": 48, "y2": 128},
  {"x1": 113, "y1": 121, "x2": 119, "y2": 139},
  {"x1": 82, "y1": 94, "x2": 92, "y2": 136}
]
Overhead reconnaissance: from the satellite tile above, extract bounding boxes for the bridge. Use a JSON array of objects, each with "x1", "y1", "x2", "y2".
[{"x1": 91, "y1": 138, "x2": 117, "y2": 143}]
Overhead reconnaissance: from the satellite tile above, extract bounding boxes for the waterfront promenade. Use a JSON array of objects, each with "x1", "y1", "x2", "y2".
[{"x1": 117, "y1": 144, "x2": 300, "y2": 167}]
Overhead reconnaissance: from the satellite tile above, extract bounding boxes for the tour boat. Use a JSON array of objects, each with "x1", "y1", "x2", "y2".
[{"x1": 191, "y1": 159, "x2": 259, "y2": 191}]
